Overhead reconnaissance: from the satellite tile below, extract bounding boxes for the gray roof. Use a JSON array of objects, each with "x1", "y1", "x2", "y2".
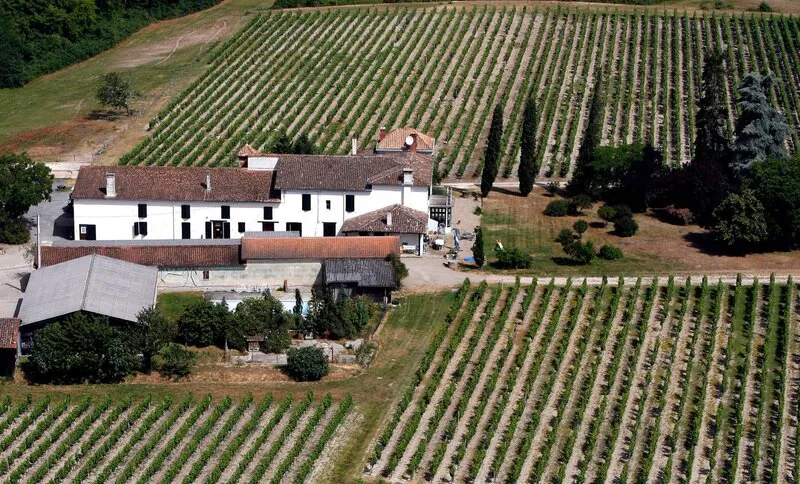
[
  {"x1": 324, "y1": 259, "x2": 396, "y2": 288},
  {"x1": 19, "y1": 254, "x2": 158, "y2": 326}
]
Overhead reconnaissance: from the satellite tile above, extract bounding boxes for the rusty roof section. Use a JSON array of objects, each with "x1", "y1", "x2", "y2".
[
  {"x1": 273, "y1": 153, "x2": 432, "y2": 191},
  {"x1": 40, "y1": 242, "x2": 242, "y2": 268},
  {"x1": 72, "y1": 166, "x2": 280, "y2": 203},
  {"x1": 377, "y1": 128, "x2": 435, "y2": 152},
  {"x1": 0, "y1": 319, "x2": 19, "y2": 349},
  {"x1": 241, "y1": 236, "x2": 399, "y2": 260},
  {"x1": 341, "y1": 204, "x2": 428, "y2": 234}
]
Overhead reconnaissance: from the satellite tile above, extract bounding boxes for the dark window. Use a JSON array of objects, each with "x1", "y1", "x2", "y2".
[
  {"x1": 202, "y1": 270, "x2": 210, "y2": 280},
  {"x1": 263, "y1": 206, "x2": 273, "y2": 220},
  {"x1": 325, "y1": 200, "x2": 331, "y2": 210},
  {"x1": 286, "y1": 222, "x2": 302, "y2": 236},
  {"x1": 133, "y1": 221, "x2": 147, "y2": 236},
  {"x1": 137, "y1": 204, "x2": 147, "y2": 218},
  {"x1": 78, "y1": 224, "x2": 96, "y2": 241},
  {"x1": 181, "y1": 222, "x2": 191, "y2": 239},
  {"x1": 262, "y1": 222, "x2": 275, "y2": 232},
  {"x1": 345, "y1": 194, "x2": 355, "y2": 213},
  {"x1": 221, "y1": 205, "x2": 230, "y2": 219},
  {"x1": 238, "y1": 222, "x2": 246, "y2": 233},
  {"x1": 205, "y1": 221, "x2": 212, "y2": 239},
  {"x1": 181, "y1": 205, "x2": 190, "y2": 219},
  {"x1": 323, "y1": 222, "x2": 336, "y2": 237},
  {"x1": 223, "y1": 221, "x2": 231, "y2": 239},
  {"x1": 301, "y1": 194, "x2": 311, "y2": 212}
]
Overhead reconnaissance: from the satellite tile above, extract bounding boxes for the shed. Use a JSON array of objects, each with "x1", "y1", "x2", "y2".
[
  {"x1": 0, "y1": 319, "x2": 19, "y2": 377},
  {"x1": 323, "y1": 259, "x2": 396, "y2": 302}
]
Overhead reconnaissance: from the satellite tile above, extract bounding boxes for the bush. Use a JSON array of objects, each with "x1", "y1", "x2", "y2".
[
  {"x1": 0, "y1": 218, "x2": 29, "y2": 244},
  {"x1": 544, "y1": 199, "x2": 571, "y2": 217},
  {"x1": 597, "y1": 205, "x2": 617, "y2": 223},
  {"x1": 386, "y1": 252, "x2": 408, "y2": 287},
  {"x1": 495, "y1": 247, "x2": 533, "y2": 269},
  {"x1": 614, "y1": 216, "x2": 639, "y2": 237},
  {"x1": 611, "y1": 204, "x2": 634, "y2": 220},
  {"x1": 598, "y1": 244, "x2": 624, "y2": 260},
  {"x1": 285, "y1": 346, "x2": 329, "y2": 382},
  {"x1": 155, "y1": 343, "x2": 196, "y2": 380},
  {"x1": 573, "y1": 220, "x2": 589, "y2": 235},
  {"x1": 569, "y1": 195, "x2": 593, "y2": 215},
  {"x1": 556, "y1": 228, "x2": 574, "y2": 245},
  {"x1": 758, "y1": 2, "x2": 774, "y2": 12},
  {"x1": 546, "y1": 182, "x2": 560, "y2": 196},
  {"x1": 563, "y1": 239, "x2": 595, "y2": 265},
  {"x1": 176, "y1": 298, "x2": 232, "y2": 349},
  {"x1": 663, "y1": 205, "x2": 694, "y2": 225}
]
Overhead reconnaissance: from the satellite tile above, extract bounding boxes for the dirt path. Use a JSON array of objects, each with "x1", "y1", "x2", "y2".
[
  {"x1": 689, "y1": 289, "x2": 730, "y2": 481},
  {"x1": 517, "y1": 288, "x2": 595, "y2": 483}
]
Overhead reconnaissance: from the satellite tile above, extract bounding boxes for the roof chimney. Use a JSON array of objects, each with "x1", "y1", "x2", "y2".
[
  {"x1": 403, "y1": 168, "x2": 413, "y2": 186},
  {"x1": 409, "y1": 133, "x2": 418, "y2": 153},
  {"x1": 379, "y1": 127, "x2": 387, "y2": 141},
  {"x1": 105, "y1": 173, "x2": 116, "y2": 198},
  {"x1": 351, "y1": 135, "x2": 358, "y2": 156},
  {"x1": 205, "y1": 170, "x2": 212, "y2": 192},
  {"x1": 386, "y1": 211, "x2": 392, "y2": 227}
]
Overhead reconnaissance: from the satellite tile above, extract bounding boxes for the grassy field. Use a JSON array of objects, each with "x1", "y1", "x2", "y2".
[
  {"x1": 366, "y1": 277, "x2": 800, "y2": 483},
  {"x1": 0, "y1": 291, "x2": 454, "y2": 482},
  {"x1": 479, "y1": 187, "x2": 800, "y2": 276}
]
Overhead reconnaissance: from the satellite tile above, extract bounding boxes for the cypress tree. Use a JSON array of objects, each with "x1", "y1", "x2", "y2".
[
  {"x1": 518, "y1": 97, "x2": 538, "y2": 196},
  {"x1": 473, "y1": 227, "x2": 485, "y2": 268},
  {"x1": 730, "y1": 74, "x2": 791, "y2": 173},
  {"x1": 693, "y1": 48, "x2": 731, "y2": 168},
  {"x1": 568, "y1": 73, "x2": 605, "y2": 195},
  {"x1": 481, "y1": 104, "x2": 504, "y2": 197}
]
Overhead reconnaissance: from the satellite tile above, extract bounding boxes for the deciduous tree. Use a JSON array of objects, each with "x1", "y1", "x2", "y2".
[
  {"x1": 96, "y1": 72, "x2": 136, "y2": 115},
  {"x1": 134, "y1": 307, "x2": 177, "y2": 374},
  {"x1": 711, "y1": 188, "x2": 769, "y2": 248},
  {"x1": 0, "y1": 152, "x2": 53, "y2": 225}
]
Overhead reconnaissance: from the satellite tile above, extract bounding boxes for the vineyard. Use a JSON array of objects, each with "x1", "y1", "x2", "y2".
[
  {"x1": 117, "y1": 6, "x2": 800, "y2": 180},
  {"x1": 0, "y1": 391, "x2": 351, "y2": 484},
  {"x1": 367, "y1": 276, "x2": 800, "y2": 483}
]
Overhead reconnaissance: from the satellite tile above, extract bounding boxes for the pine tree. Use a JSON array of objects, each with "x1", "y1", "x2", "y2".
[
  {"x1": 693, "y1": 49, "x2": 731, "y2": 168},
  {"x1": 473, "y1": 226, "x2": 485, "y2": 268},
  {"x1": 481, "y1": 104, "x2": 504, "y2": 197},
  {"x1": 569, "y1": 73, "x2": 605, "y2": 195},
  {"x1": 518, "y1": 97, "x2": 538, "y2": 196},
  {"x1": 273, "y1": 132, "x2": 293, "y2": 154},
  {"x1": 730, "y1": 74, "x2": 791, "y2": 173}
]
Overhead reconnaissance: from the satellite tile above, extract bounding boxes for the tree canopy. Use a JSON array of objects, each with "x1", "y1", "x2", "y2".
[
  {"x1": 232, "y1": 293, "x2": 291, "y2": 353},
  {"x1": 711, "y1": 188, "x2": 770, "y2": 249},
  {"x1": 96, "y1": 72, "x2": 136, "y2": 114},
  {"x1": 0, "y1": 152, "x2": 53, "y2": 225},
  {"x1": 569, "y1": 74, "x2": 605, "y2": 195},
  {"x1": 694, "y1": 48, "x2": 731, "y2": 169}
]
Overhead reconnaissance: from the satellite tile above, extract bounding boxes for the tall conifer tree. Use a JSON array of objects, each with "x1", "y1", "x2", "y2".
[
  {"x1": 518, "y1": 97, "x2": 538, "y2": 196},
  {"x1": 693, "y1": 48, "x2": 730, "y2": 168},
  {"x1": 569, "y1": 74, "x2": 604, "y2": 195},
  {"x1": 481, "y1": 104, "x2": 504, "y2": 197}
]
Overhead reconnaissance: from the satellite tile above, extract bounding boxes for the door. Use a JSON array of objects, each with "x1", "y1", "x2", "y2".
[
  {"x1": 323, "y1": 222, "x2": 336, "y2": 237},
  {"x1": 262, "y1": 222, "x2": 275, "y2": 232},
  {"x1": 79, "y1": 224, "x2": 96, "y2": 241},
  {"x1": 212, "y1": 221, "x2": 224, "y2": 239}
]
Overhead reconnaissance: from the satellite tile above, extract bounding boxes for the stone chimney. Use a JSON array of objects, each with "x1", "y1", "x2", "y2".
[
  {"x1": 205, "y1": 171, "x2": 212, "y2": 192},
  {"x1": 386, "y1": 211, "x2": 393, "y2": 227},
  {"x1": 351, "y1": 135, "x2": 358, "y2": 156},
  {"x1": 379, "y1": 127, "x2": 387, "y2": 141},
  {"x1": 105, "y1": 173, "x2": 116, "y2": 198},
  {"x1": 409, "y1": 133, "x2": 418, "y2": 153},
  {"x1": 403, "y1": 168, "x2": 413, "y2": 186}
]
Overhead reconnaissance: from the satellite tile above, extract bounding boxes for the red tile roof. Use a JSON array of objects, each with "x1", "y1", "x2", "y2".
[
  {"x1": 72, "y1": 166, "x2": 280, "y2": 203},
  {"x1": 341, "y1": 204, "x2": 428, "y2": 234},
  {"x1": 40, "y1": 243, "x2": 241, "y2": 268},
  {"x1": 241, "y1": 236, "x2": 399, "y2": 260},
  {"x1": 377, "y1": 128, "x2": 435, "y2": 152},
  {"x1": 0, "y1": 319, "x2": 19, "y2": 350}
]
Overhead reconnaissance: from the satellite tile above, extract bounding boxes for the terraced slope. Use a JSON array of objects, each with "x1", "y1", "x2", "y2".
[{"x1": 120, "y1": 6, "x2": 800, "y2": 180}]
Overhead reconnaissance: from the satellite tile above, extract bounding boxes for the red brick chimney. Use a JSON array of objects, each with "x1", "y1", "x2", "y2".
[
  {"x1": 379, "y1": 127, "x2": 387, "y2": 141},
  {"x1": 409, "y1": 133, "x2": 418, "y2": 153}
]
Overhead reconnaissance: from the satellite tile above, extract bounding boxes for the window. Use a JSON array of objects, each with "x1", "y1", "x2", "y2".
[
  {"x1": 323, "y1": 222, "x2": 336, "y2": 237},
  {"x1": 181, "y1": 222, "x2": 191, "y2": 239},
  {"x1": 133, "y1": 221, "x2": 148, "y2": 236},
  {"x1": 301, "y1": 194, "x2": 311, "y2": 212},
  {"x1": 206, "y1": 221, "x2": 230, "y2": 239},
  {"x1": 181, "y1": 205, "x2": 190, "y2": 219},
  {"x1": 286, "y1": 222, "x2": 302, "y2": 236},
  {"x1": 78, "y1": 224, "x2": 96, "y2": 241},
  {"x1": 345, "y1": 194, "x2": 355, "y2": 213},
  {"x1": 202, "y1": 270, "x2": 210, "y2": 280},
  {"x1": 137, "y1": 203, "x2": 147, "y2": 218},
  {"x1": 263, "y1": 206, "x2": 273, "y2": 220},
  {"x1": 221, "y1": 205, "x2": 231, "y2": 219},
  {"x1": 262, "y1": 222, "x2": 275, "y2": 232},
  {"x1": 238, "y1": 222, "x2": 246, "y2": 233},
  {"x1": 325, "y1": 200, "x2": 331, "y2": 210}
]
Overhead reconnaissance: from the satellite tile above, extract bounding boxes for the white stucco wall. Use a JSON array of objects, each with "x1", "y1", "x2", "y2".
[{"x1": 157, "y1": 260, "x2": 323, "y2": 289}]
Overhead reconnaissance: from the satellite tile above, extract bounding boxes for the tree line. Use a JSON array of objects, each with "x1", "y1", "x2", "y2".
[{"x1": 0, "y1": 0, "x2": 222, "y2": 88}]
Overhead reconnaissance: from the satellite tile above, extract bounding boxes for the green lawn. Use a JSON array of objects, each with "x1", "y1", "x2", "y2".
[{"x1": 156, "y1": 291, "x2": 206, "y2": 321}]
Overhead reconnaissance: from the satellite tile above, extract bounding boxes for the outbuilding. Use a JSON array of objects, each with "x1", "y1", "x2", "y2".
[
  {"x1": 323, "y1": 259, "x2": 397, "y2": 302},
  {"x1": 0, "y1": 319, "x2": 19, "y2": 377}
]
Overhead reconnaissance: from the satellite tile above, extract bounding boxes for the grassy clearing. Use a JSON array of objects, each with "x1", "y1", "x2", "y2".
[{"x1": 156, "y1": 291, "x2": 206, "y2": 321}]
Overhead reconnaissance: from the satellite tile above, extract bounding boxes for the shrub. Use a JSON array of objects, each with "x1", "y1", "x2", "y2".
[
  {"x1": 758, "y1": 2, "x2": 774, "y2": 12},
  {"x1": 664, "y1": 205, "x2": 694, "y2": 225},
  {"x1": 573, "y1": 220, "x2": 589, "y2": 235},
  {"x1": 614, "y1": 216, "x2": 639, "y2": 237},
  {"x1": 598, "y1": 244, "x2": 624, "y2": 260},
  {"x1": 612, "y1": 204, "x2": 634, "y2": 220},
  {"x1": 495, "y1": 247, "x2": 533, "y2": 269},
  {"x1": 156, "y1": 344, "x2": 196, "y2": 380},
  {"x1": 386, "y1": 252, "x2": 408, "y2": 287},
  {"x1": 546, "y1": 182, "x2": 559, "y2": 196},
  {"x1": 544, "y1": 199, "x2": 570, "y2": 217},
  {"x1": 597, "y1": 205, "x2": 617, "y2": 223},
  {"x1": 285, "y1": 346, "x2": 329, "y2": 382},
  {"x1": 569, "y1": 195, "x2": 593, "y2": 215},
  {"x1": 563, "y1": 239, "x2": 595, "y2": 265},
  {"x1": 0, "y1": 218, "x2": 29, "y2": 244},
  {"x1": 556, "y1": 228, "x2": 574, "y2": 245}
]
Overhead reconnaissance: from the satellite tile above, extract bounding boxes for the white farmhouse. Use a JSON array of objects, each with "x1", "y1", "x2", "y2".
[{"x1": 71, "y1": 149, "x2": 434, "y2": 253}]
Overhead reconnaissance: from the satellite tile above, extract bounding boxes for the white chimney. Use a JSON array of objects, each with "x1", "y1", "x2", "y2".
[
  {"x1": 351, "y1": 136, "x2": 358, "y2": 156},
  {"x1": 205, "y1": 171, "x2": 212, "y2": 192},
  {"x1": 386, "y1": 212, "x2": 393, "y2": 227},
  {"x1": 379, "y1": 127, "x2": 387, "y2": 141},
  {"x1": 105, "y1": 173, "x2": 116, "y2": 198},
  {"x1": 403, "y1": 168, "x2": 413, "y2": 186}
]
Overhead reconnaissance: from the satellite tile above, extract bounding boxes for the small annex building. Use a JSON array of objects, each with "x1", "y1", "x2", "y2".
[
  {"x1": 341, "y1": 204, "x2": 429, "y2": 253},
  {"x1": 323, "y1": 259, "x2": 397, "y2": 302},
  {"x1": 0, "y1": 319, "x2": 20, "y2": 376},
  {"x1": 18, "y1": 254, "x2": 158, "y2": 349},
  {"x1": 376, "y1": 127, "x2": 435, "y2": 154}
]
